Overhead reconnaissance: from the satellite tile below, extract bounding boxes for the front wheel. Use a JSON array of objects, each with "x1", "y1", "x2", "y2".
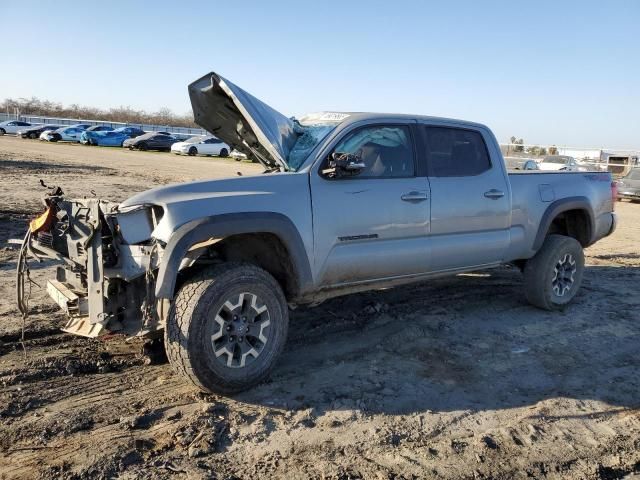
[
  {"x1": 28, "y1": 132, "x2": 38, "y2": 139},
  {"x1": 0, "y1": 128, "x2": 5, "y2": 136},
  {"x1": 523, "y1": 234, "x2": 585, "y2": 311},
  {"x1": 138, "y1": 142, "x2": 147, "y2": 151},
  {"x1": 188, "y1": 146, "x2": 197, "y2": 156},
  {"x1": 165, "y1": 263, "x2": 289, "y2": 394},
  {"x1": 219, "y1": 148, "x2": 229, "y2": 157}
]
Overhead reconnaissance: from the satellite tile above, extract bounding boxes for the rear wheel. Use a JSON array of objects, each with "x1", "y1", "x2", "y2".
[
  {"x1": 523, "y1": 234, "x2": 585, "y2": 311},
  {"x1": 188, "y1": 146, "x2": 198, "y2": 156},
  {"x1": 165, "y1": 263, "x2": 289, "y2": 394},
  {"x1": 219, "y1": 148, "x2": 229, "y2": 157}
]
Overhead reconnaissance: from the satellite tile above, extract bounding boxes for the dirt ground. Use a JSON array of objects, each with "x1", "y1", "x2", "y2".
[{"x1": 0, "y1": 136, "x2": 639, "y2": 480}]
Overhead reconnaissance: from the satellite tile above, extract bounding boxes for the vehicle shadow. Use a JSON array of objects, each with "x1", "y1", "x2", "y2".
[{"x1": 237, "y1": 264, "x2": 640, "y2": 416}]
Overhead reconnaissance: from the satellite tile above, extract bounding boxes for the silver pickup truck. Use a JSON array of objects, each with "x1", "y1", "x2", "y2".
[{"x1": 17, "y1": 71, "x2": 617, "y2": 394}]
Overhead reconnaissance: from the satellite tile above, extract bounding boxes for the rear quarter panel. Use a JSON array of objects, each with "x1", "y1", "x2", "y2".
[{"x1": 507, "y1": 171, "x2": 613, "y2": 260}]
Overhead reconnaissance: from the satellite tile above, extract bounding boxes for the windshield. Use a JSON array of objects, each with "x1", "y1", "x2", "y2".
[{"x1": 287, "y1": 124, "x2": 337, "y2": 171}]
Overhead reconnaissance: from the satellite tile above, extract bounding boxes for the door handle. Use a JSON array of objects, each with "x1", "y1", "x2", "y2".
[
  {"x1": 484, "y1": 189, "x2": 505, "y2": 199},
  {"x1": 401, "y1": 191, "x2": 428, "y2": 202}
]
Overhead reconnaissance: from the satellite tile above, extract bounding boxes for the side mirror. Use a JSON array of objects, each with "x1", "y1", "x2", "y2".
[{"x1": 328, "y1": 152, "x2": 365, "y2": 177}]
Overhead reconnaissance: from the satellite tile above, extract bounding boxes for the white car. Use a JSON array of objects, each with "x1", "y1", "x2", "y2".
[
  {"x1": 0, "y1": 120, "x2": 35, "y2": 135},
  {"x1": 40, "y1": 125, "x2": 90, "y2": 142},
  {"x1": 230, "y1": 150, "x2": 249, "y2": 161},
  {"x1": 170, "y1": 136, "x2": 230, "y2": 156},
  {"x1": 538, "y1": 155, "x2": 580, "y2": 171}
]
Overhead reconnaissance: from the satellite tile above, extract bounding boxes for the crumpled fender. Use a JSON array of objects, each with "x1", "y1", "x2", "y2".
[{"x1": 154, "y1": 212, "x2": 313, "y2": 300}]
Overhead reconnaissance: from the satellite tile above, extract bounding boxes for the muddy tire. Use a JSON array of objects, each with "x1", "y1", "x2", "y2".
[
  {"x1": 523, "y1": 234, "x2": 585, "y2": 311},
  {"x1": 165, "y1": 263, "x2": 289, "y2": 394}
]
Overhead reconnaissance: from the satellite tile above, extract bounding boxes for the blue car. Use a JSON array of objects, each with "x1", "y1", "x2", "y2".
[
  {"x1": 81, "y1": 126, "x2": 145, "y2": 146},
  {"x1": 79, "y1": 125, "x2": 114, "y2": 144}
]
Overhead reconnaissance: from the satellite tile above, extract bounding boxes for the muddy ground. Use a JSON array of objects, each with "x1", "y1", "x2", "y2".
[{"x1": 0, "y1": 135, "x2": 639, "y2": 480}]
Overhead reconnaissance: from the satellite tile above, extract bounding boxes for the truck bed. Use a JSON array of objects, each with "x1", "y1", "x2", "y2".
[{"x1": 506, "y1": 170, "x2": 615, "y2": 261}]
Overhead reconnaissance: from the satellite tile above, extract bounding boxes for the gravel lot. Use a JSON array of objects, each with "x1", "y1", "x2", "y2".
[{"x1": 1, "y1": 136, "x2": 639, "y2": 480}]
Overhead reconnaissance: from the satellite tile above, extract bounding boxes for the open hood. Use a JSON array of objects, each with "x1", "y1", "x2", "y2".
[{"x1": 188, "y1": 72, "x2": 298, "y2": 170}]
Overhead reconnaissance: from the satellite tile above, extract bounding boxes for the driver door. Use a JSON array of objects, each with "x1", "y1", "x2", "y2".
[{"x1": 310, "y1": 122, "x2": 431, "y2": 286}]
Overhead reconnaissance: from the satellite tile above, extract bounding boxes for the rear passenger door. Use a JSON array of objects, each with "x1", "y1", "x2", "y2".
[{"x1": 419, "y1": 124, "x2": 511, "y2": 271}]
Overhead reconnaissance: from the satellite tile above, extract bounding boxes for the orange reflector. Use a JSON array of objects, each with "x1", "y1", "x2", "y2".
[{"x1": 29, "y1": 207, "x2": 53, "y2": 233}]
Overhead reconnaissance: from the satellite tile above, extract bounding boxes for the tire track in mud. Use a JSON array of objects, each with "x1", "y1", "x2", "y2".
[{"x1": 1, "y1": 366, "x2": 193, "y2": 478}]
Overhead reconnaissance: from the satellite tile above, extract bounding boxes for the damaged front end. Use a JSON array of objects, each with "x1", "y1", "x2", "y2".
[{"x1": 17, "y1": 188, "x2": 164, "y2": 338}]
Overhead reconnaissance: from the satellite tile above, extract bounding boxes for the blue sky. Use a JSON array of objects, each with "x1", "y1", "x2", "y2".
[{"x1": 1, "y1": 0, "x2": 638, "y2": 148}]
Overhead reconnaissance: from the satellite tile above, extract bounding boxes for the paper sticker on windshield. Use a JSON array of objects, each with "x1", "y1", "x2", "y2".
[{"x1": 318, "y1": 112, "x2": 351, "y2": 122}]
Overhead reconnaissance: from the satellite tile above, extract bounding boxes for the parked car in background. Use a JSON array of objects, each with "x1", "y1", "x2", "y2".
[
  {"x1": 230, "y1": 149, "x2": 249, "y2": 161},
  {"x1": 40, "y1": 124, "x2": 91, "y2": 142},
  {"x1": 81, "y1": 126, "x2": 145, "y2": 146},
  {"x1": 0, "y1": 120, "x2": 34, "y2": 135},
  {"x1": 521, "y1": 159, "x2": 539, "y2": 170},
  {"x1": 616, "y1": 167, "x2": 640, "y2": 201},
  {"x1": 85, "y1": 125, "x2": 114, "y2": 132},
  {"x1": 18, "y1": 124, "x2": 63, "y2": 139},
  {"x1": 123, "y1": 132, "x2": 178, "y2": 151},
  {"x1": 538, "y1": 155, "x2": 580, "y2": 171},
  {"x1": 504, "y1": 157, "x2": 539, "y2": 171},
  {"x1": 170, "y1": 135, "x2": 230, "y2": 156},
  {"x1": 79, "y1": 125, "x2": 114, "y2": 143}
]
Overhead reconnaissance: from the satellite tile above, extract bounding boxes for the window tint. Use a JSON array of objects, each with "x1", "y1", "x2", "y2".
[
  {"x1": 331, "y1": 125, "x2": 414, "y2": 178},
  {"x1": 205, "y1": 138, "x2": 221, "y2": 144},
  {"x1": 423, "y1": 127, "x2": 490, "y2": 177}
]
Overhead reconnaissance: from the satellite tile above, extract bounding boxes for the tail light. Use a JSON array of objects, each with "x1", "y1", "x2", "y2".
[
  {"x1": 611, "y1": 181, "x2": 618, "y2": 210},
  {"x1": 29, "y1": 207, "x2": 54, "y2": 233}
]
